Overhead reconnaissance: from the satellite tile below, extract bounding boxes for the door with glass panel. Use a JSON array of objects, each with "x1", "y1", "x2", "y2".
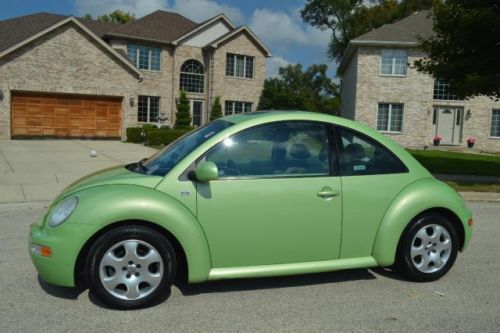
[{"x1": 190, "y1": 100, "x2": 203, "y2": 127}]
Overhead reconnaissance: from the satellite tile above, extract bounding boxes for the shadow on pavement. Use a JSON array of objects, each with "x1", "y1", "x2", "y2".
[
  {"x1": 37, "y1": 275, "x2": 86, "y2": 300},
  {"x1": 177, "y1": 268, "x2": 376, "y2": 296}
]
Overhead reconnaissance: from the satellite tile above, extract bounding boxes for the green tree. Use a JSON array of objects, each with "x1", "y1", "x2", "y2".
[
  {"x1": 210, "y1": 96, "x2": 223, "y2": 121},
  {"x1": 175, "y1": 91, "x2": 192, "y2": 129},
  {"x1": 83, "y1": 10, "x2": 135, "y2": 24},
  {"x1": 258, "y1": 64, "x2": 340, "y2": 115},
  {"x1": 414, "y1": 0, "x2": 500, "y2": 99},
  {"x1": 301, "y1": 0, "x2": 433, "y2": 61}
]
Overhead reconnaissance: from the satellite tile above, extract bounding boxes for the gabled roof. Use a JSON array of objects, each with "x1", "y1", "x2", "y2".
[
  {"x1": 338, "y1": 10, "x2": 434, "y2": 74},
  {"x1": 0, "y1": 12, "x2": 118, "y2": 53},
  {"x1": 0, "y1": 15, "x2": 142, "y2": 78},
  {"x1": 207, "y1": 26, "x2": 272, "y2": 57},
  {"x1": 106, "y1": 10, "x2": 199, "y2": 44},
  {"x1": 172, "y1": 13, "x2": 234, "y2": 44}
]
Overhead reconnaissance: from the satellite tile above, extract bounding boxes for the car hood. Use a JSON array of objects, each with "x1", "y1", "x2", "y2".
[{"x1": 54, "y1": 166, "x2": 163, "y2": 202}]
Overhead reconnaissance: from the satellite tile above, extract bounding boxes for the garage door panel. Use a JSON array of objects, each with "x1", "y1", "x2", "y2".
[{"x1": 11, "y1": 93, "x2": 122, "y2": 138}]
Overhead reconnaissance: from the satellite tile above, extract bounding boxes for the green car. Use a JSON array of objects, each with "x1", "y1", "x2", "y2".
[{"x1": 29, "y1": 111, "x2": 473, "y2": 309}]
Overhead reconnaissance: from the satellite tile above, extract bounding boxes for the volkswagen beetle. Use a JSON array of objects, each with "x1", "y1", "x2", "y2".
[{"x1": 29, "y1": 111, "x2": 473, "y2": 309}]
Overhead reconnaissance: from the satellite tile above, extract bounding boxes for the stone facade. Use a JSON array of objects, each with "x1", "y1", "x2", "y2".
[
  {"x1": 341, "y1": 46, "x2": 500, "y2": 152},
  {"x1": 0, "y1": 23, "x2": 140, "y2": 140}
]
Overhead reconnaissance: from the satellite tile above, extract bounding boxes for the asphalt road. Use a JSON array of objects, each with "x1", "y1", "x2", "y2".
[{"x1": 0, "y1": 202, "x2": 499, "y2": 332}]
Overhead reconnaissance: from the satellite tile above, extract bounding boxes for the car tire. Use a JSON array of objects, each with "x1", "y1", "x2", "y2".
[
  {"x1": 86, "y1": 225, "x2": 177, "y2": 309},
  {"x1": 396, "y1": 213, "x2": 459, "y2": 282}
]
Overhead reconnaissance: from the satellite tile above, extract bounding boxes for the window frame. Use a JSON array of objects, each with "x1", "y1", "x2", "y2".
[
  {"x1": 376, "y1": 103, "x2": 404, "y2": 133},
  {"x1": 333, "y1": 125, "x2": 409, "y2": 177},
  {"x1": 127, "y1": 44, "x2": 161, "y2": 72},
  {"x1": 226, "y1": 53, "x2": 254, "y2": 79},
  {"x1": 180, "y1": 59, "x2": 205, "y2": 94},
  {"x1": 490, "y1": 109, "x2": 500, "y2": 138},
  {"x1": 137, "y1": 95, "x2": 160, "y2": 123},
  {"x1": 224, "y1": 100, "x2": 253, "y2": 116},
  {"x1": 433, "y1": 80, "x2": 461, "y2": 101},
  {"x1": 196, "y1": 120, "x2": 339, "y2": 180},
  {"x1": 380, "y1": 49, "x2": 408, "y2": 77}
]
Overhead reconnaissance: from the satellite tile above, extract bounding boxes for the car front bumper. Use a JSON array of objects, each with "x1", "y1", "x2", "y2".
[{"x1": 29, "y1": 216, "x2": 97, "y2": 287}]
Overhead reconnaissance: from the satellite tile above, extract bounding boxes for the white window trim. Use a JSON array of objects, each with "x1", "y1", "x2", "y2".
[
  {"x1": 225, "y1": 100, "x2": 253, "y2": 115},
  {"x1": 380, "y1": 49, "x2": 407, "y2": 77},
  {"x1": 138, "y1": 96, "x2": 160, "y2": 124},
  {"x1": 226, "y1": 54, "x2": 254, "y2": 79},
  {"x1": 129, "y1": 45, "x2": 161, "y2": 72},
  {"x1": 490, "y1": 109, "x2": 500, "y2": 139},
  {"x1": 377, "y1": 103, "x2": 403, "y2": 134}
]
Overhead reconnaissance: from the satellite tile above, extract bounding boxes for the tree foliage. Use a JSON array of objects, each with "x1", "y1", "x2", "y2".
[
  {"x1": 414, "y1": 0, "x2": 500, "y2": 99},
  {"x1": 175, "y1": 91, "x2": 192, "y2": 129},
  {"x1": 258, "y1": 64, "x2": 340, "y2": 115},
  {"x1": 83, "y1": 10, "x2": 135, "y2": 24},
  {"x1": 210, "y1": 96, "x2": 223, "y2": 121},
  {"x1": 301, "y1": 0, "x2": 433, "y2": 61}
]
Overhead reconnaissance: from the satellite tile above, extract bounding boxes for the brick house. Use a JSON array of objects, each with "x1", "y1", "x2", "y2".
[
  {"x1": 338, "y1": 11, "x2": 500, "y2": 152},
  {"x1": 0, "y1": 11, "x2": 270, "y2": 140}
]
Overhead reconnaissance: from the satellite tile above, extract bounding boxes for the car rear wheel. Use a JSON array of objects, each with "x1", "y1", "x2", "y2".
[
  {"x1": 86, "y1": 225, "x2": 176, "y2": 309},
  {"x1": 397, "y1": 213, "x2": 459, "y2": 282}
]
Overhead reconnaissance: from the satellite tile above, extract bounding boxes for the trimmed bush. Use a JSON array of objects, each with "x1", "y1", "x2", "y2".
[{"x1": 126, "y1": 126, "x2": 191, "y2": 146}]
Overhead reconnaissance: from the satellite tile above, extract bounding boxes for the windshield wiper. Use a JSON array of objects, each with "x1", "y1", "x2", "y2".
[{"x1": 126, "y1": 158, "x2": 149, "y2": 174}]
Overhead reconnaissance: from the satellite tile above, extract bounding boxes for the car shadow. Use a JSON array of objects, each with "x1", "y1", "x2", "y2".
[
  {"x1": 37, "y1": 275, "x2": 86, "y2": 300},
  {"x1": 369, "y1": 267, "x2": 410, "y2": 282},
  {"x1": 176, "y1": 268, "x2": 376, "y2": 296}
]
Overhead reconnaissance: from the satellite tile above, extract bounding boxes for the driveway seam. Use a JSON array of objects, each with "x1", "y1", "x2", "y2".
[
  {"x1": 0, "y1": 151, "x2": 15, "y2": 173},
  {"x1": 19, "y1": 184, "x2": 27, "y2": 202}
]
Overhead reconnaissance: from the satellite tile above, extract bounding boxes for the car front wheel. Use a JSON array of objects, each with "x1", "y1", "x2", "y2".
[
  {"x1": 86, "y1": 225, "x2": 176, "y2": 309},
  {"x1": 397, "y1": 213, "x2": 459, "y2": 282}
]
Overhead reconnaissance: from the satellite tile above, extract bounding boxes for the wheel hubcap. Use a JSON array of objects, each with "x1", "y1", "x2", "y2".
[
  {"x1": 99, "y1": 240, "x2": 163, "y2": 301},
  {"x1": 410, "y1": 224, "x2": 452, "y2": 273}
]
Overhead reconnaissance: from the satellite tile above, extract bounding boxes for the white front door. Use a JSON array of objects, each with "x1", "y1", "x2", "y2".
[
  {"x1": 190, "y1": 100, "x2": 203, "y2": 127},
  {"x1": 435, "y1": 107, "x2": 463, "y2": 144}
]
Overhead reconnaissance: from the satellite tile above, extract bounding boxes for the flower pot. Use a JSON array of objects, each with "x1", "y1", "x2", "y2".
[
  {"x1": 433, "y1": 140, "x2": 440, "y2": 146},
  {"x1": 467, "y1": 142, "x2": 474, "y2": 148}
]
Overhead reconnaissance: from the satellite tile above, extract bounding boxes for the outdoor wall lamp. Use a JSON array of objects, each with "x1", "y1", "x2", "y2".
[
  {"x1": 466, "y1": 108, "x2": 472, "y2": 117},
  {"x1": 129, "y1": 97, "x2": 134, "y2": 107},
  {"x1": 0, "y1": 90, "x2": 4, "y2": 101}
]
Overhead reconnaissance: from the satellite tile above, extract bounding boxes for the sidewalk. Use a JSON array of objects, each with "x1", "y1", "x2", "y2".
[{"x1": 459, "y1": 192, "x2": 500, "y2": 202}]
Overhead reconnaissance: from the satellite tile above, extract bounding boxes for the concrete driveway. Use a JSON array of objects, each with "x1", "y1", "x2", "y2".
[{"x1": 0, "y1": 140, "x2": 157, "y2": 203}]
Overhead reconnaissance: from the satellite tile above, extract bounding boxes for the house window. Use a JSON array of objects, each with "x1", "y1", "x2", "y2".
[
  {"x1": 138, "y1": 96, "x2": 160, "y2": 123},
  {"x1": 224, "y1": 101, "x2": 252, "y2": 116},
  {"x1": 377, "y1": 103, "x2": 403, "y2": 132},
  {"x1": 226, "y1": 53, "x2": 254, "y2": 78},
  {"x1": 380, "y1": 49, "x2": 407, "y2": 76},
  {"x1": 180, "y1": 60, "x2": 204, "y2": 93},
  {"x1": 491, "y1": 109, "x2": 500, "y2": 137},
  {"x1": 433, "y1": 80, "x2": 460, "y2": 100},
  {"x1": 127, "y1": 44, "x2": 160, "y2": 71}
]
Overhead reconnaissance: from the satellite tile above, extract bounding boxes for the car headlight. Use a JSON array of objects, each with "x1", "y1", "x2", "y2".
[{"x1": 49, "y1": 197, "x2": 78, "y2": 227}]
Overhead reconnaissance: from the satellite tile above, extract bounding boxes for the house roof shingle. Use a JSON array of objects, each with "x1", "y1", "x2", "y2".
[
  {"x1": 353, "y1": 10, "x2": 434, "y2": 43},
  {"x1": 106, "y1": 10, "x2": 199, "y2": 43},
  {"x1": 0, "y1": 12, "x2": 119, "y2": 53}
]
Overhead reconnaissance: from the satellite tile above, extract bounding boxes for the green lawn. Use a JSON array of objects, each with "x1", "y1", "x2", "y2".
[{"x1": 408, "y1": 149, "x2": 500, "y2": 176}]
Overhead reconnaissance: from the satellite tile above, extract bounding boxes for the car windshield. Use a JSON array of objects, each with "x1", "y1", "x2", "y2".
[{"x1": 131, "y1": 119, "x2": 233, "y2": 176}]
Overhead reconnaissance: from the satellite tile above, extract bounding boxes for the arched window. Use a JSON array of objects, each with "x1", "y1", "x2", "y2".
[{"x1": 180, "y1": 60, "x2": 204, "y2": 93}]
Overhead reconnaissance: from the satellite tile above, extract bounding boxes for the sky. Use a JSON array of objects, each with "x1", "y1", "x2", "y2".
[{"x1": 1, "y1": 0, "x2": 335, "y2": 78}]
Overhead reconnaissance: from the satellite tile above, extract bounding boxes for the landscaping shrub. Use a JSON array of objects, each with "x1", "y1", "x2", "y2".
[{"x1": 126, "y1": 126, "x2": 191, "y2": 146}]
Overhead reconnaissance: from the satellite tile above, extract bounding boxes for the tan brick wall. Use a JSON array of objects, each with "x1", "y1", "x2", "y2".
[
  {"x1": 350, "y1": 46, "x2": 500, "y2": 152},
  {"x1": 212, "y1": 32, "x2": 266, "y2": 115},
  {"x1": 0, "y1": 23, "x2": 140, "y2": 140}
]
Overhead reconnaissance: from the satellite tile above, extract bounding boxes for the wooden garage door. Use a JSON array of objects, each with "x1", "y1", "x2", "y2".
[{"x1": 11, "y1": 92, "x2": 122, "y2": 138}]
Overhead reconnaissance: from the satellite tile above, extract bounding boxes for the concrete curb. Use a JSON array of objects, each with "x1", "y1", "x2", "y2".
[{"x1": 458, "y1": 192, "x2": 500, "y2": 202}]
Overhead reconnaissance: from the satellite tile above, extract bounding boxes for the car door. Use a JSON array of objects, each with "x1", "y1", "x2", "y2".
[
  {"x1": 335, "y1": 126, "x2": 414, "y2": 259},
  {"x1": 196, "y1": 121, "x2": 342, "y2": 268}
]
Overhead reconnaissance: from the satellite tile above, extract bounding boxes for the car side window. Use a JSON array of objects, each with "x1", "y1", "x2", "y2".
[
  {"x1": 205, "y1": 122, "x2": 333, "y2": 178},
  {"x1": 337, "y1": 127, "x2": 407, "y2": 176}
]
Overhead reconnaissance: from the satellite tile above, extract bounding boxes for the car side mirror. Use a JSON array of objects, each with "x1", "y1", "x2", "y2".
[{"x1": 191, "y1": 161, "x2": 219, "y2": 182}]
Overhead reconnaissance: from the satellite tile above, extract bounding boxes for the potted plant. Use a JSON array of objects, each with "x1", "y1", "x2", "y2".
[
  {"x1": 467, "y1": 137, "x2": 476, "y2": 148},
  {"x1": 433, "y1": 135, "x2": 442, "y2": 146}
]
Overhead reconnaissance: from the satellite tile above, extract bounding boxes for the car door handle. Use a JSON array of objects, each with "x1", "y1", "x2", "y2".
[{"x1": 317, "y1": 189, "x2": 340, "y2": 198}]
